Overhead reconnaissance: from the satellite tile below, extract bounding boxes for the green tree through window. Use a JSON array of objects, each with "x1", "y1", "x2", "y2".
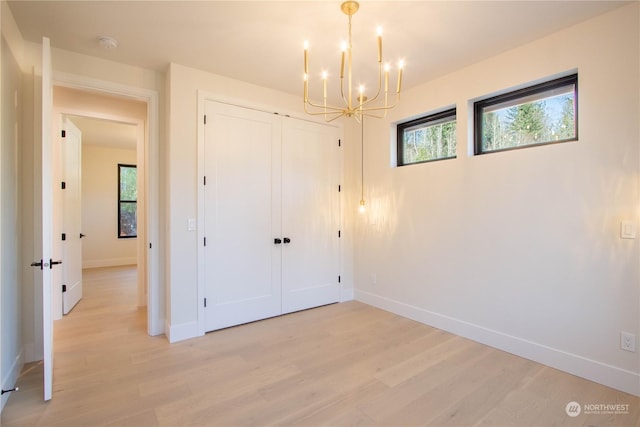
[
  {"x1": 118, "y1": 164, "x2": 137, "y2": 238},
  {"x1": 397, "y1": 108, "x2": 457, "y2": 166},
  {"x1": 475, "y1": 74, "x2": 577, "y2": 154}
]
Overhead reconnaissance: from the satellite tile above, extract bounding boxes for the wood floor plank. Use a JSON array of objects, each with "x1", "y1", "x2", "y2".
[{"x1": 2, "y1": 266, "x2": 638, "y2": 426}]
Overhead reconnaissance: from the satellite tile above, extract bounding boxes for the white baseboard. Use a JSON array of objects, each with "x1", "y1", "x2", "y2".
[
  {"x1": 356, "y1": 289, "x2": 640, "y2": 397},
  {"x1": 148, "y1": 316, "x2": 166, "y2": 337},
  {"x1": 1, "y1": 350, "x2": 23, "y2": 412},
  {"x1": 340, "y1": 287, "x2": 354, "y2": 302},
  {"x1": 82, "y1": 257, "x2": 137, "y2": 269},
  {"x1": 23, "y1": 342, "x2": 41, "y2": 364},
  {"x1": 166, "y1": 320, "x2": 199, "y2": 343}
]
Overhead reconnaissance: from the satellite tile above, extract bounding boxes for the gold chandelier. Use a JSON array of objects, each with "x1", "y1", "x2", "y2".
[{"x1": 303, "y1": 1, "x2": 404, "y2": 122}]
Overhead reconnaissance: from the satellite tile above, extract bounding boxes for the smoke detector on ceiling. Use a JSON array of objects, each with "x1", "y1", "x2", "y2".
[{"x1": 98, "y1": 36, "x2": 118, "y2": 50}]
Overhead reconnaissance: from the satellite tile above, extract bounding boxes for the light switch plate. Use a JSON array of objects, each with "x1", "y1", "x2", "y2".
[
  {"x1": 187, "y1": 218, "x2": 196, "y2": 231},
  {"x1": 621, "y1": 221, "x2": 636, "y2": 239}
]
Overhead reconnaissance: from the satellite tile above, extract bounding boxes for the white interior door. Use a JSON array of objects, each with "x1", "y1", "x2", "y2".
[
  {"x1": 281, "y1": 118, "x2": 340, "y2": 313},
  {"x1": 61, "y1": 117, "x2": 83, "y2": 314},
  {"x1": 204, "y1": 102, "x2": 282, "y2": 331},
  {"x1": 40, "y1": 36, "x2": 54, "y2": 401}
]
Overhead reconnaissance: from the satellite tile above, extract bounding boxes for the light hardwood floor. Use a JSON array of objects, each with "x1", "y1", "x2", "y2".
[{"x1": 2, "y1": 266, "x2": 638, "y2": 426}]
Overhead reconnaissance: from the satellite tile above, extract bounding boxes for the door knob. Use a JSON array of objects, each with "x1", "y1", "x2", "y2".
[
  {"x1": 50, "y1": 259, "x2": 62, "y2": 269},
  {"x1": 30, "y1": 260, "x2": 43, "y2": 270},
  {"x1": 283, "y1": 237, "x2": 291, "y2": 244},
  {"x1": 274, "y1": 238, "x2": 282, "y2": 244},
  {"x1": 80, "y1": 233, "x2": 86, "y2": 238}
]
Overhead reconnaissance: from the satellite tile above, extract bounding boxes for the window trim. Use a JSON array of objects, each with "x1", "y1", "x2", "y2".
[
  {"x1": 397, "y1": 107, "x2": 457, "y2": 166},
  {"x1": 117, "y1": 163, "x2": 137, "y2": 239},
  {"x1": 474, "y1": 73, "x2": 578, "y2": 155}
]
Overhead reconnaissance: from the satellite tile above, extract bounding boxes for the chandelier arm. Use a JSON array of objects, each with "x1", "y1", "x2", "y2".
[
  {"x1": 359, "y1": 62, "x2": 385, "y2": 109},
  {"x1": 347, "y1": 13, "x2": 353, "y2": 111},
  {"x1": 303, "y1": 100, "x2": 350, "y2": 120},
  {"x1": 304, "y1": 85, "x2": 346, "y2": 111},
  {"x1": 359, "y1": 92, "x2": 401, "y2": 113},
  {"x1": 361, "y1": 111, "x2": 387, "y2": 120},
  {"x1": 340, "y1": 77, "x2": 350, "y2": 108},
  {"x1": 303, "y1": 108, "x2": 346, "y2": 123},
  {"x1": 304, "y1": 97, "x2": 348, "y2": 113}
]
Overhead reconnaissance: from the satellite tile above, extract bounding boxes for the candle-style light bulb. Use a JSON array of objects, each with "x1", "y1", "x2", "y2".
[
  {"x1": 359, "y1": 199, "x2": 366, "y2": 213},
  {"x1": 384, "y1": 63, "x2": 390, "y2": 92},
  {"x1": 397, "y1": 60, "x2": 404, "y2": 94},
  {"x1": 377, "y1": 26, "x2": 383, "y2": 63},
  {"x1": 303, "y1": 41, "x2": 309, "y2": 75},
  {"x1": 340, "y1": 42, "x2": 347, "y2": 79},
  {"x1": 322, "y1": 71, "x2": 328, "y2": 100}
]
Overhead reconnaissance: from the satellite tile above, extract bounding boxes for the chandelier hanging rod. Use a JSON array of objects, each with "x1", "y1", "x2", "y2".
[{"x1": 303, "y1": 1, "x2": 404, "y2": 122}]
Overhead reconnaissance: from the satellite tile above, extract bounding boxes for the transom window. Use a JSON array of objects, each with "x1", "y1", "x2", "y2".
[
  {"x1": 397, "y1": 108, "x2": 457, "y2": 166},
  {"x1": 474, "y1": 74, "x2": 578, "y2": 154}
]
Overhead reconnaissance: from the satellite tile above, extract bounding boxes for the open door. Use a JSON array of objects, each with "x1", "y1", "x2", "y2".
[
  {"x1": 61, "y1": 117, "x2": 83, "y2": 314},
  {"x1": 32, "y1": 36, "x2": 55, "y2": 401}
]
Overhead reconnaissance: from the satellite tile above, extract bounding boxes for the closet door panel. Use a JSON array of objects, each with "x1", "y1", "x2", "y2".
[
  {"x1": 204, "y1": 102, "x2": 282, "y2": 332},
  {"x1": 281, "y1": 118, "x2": 340, "y2": 314}
]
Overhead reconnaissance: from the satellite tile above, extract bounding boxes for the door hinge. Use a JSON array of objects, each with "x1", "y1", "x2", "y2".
[
  {"x1": 338, "y1": 185, "x2": 341, "y2": 192},
  {"x1": 149, "y1": 243, "x2": 152, "y2": 249},
  {"x1": 338, "y1": 275, "x2": 341, "y2": 283},
  {"x1": 61, "y1": 130, "x2": 66, "y2": 138},
  {"x1": 338, "y1": 139, "x2": 341, "y2": 147},
  {"x1": 61, "y1": 181, "x2": 66, "y2": 189},
  {"x1": 204, "y1": 237, "x2": 207, "y2": 247},
  {"x1": 204, "y1": 298, "x2": 207, "y2": 308},
  {"x1": 62, "y1": 284, "x2": 67, "y2": 293},
  {"x1": 203, "y1": 176, "x2": 207, "y2": 186},
  {"x1": 338, "y1": 230, "x2": 341, "y2": 238},
  {"x1": 61, "y1": 233, "x2": 66, "y2": 241},
  {"x1": 204, "y1": 115, "x2": 207, "y2": 125}
]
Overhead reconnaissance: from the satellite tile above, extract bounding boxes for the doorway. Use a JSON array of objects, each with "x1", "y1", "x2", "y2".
[{"x1": 52, "y1": 86, "x2": 148, "y2": 323}]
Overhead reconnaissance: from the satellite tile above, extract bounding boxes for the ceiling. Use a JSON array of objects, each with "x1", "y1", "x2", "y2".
[
  {"x1": 67, "y1": 115, "x2": 138, "y2": 150},
  {"x1": 8, "y1": 1, "x2": 629, "y2": 100}
]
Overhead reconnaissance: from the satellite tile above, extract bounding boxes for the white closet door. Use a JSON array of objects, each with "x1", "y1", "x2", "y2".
[
  {"x1": 281, "y1": 118, "x2": 340, "y2": 314},
  {"x1": 204, "y1": 102, "x2": 282, "y2": 331}
]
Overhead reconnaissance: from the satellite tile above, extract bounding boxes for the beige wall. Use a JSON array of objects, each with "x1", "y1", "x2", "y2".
[
  {"x1": 351, "y1": 3, "x2": 640, "y2": 395},
  {"x1": 53, "y1": 86, "x2": 147, "y2": 121},
  {"x1": 81, "y1": 144, "x2": 137, "y2": 268}
]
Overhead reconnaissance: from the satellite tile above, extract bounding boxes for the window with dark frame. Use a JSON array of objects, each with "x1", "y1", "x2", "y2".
[
  {"x1": 474, "y1": 74, "x2": 578, "y2": 155},
  {"x1": 397, "y1": 108, "x2": 457, "y2": 166},
  {"x1": 118, "y1": 164, "x2": 137, "y2": 238}
]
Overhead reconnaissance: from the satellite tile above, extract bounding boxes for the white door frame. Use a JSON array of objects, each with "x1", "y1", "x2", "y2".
[{"x1": 53, "y1": 71, "x2": 163, "y2": 336}]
